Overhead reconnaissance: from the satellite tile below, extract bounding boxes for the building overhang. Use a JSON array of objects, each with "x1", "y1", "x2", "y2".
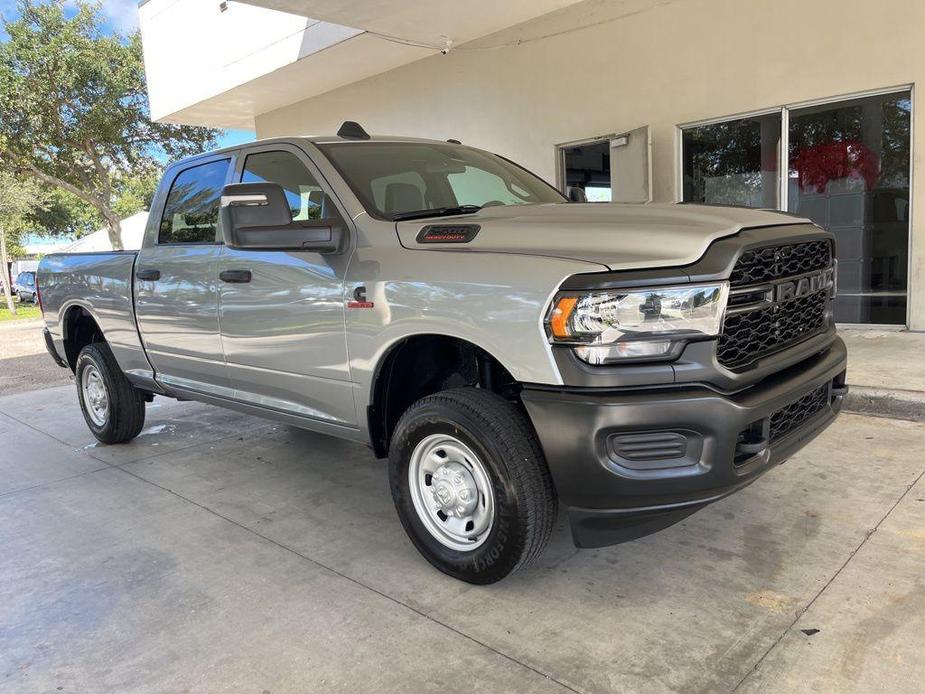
[{"x1": 139, "y1": 0, "x2": 583, "y2": 128}]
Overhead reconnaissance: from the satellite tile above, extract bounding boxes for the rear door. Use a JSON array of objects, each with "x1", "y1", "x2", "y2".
[
  {"x1": 216, "y1": 144, "x2": 355, "y2": 426},
  {"x1": 134, "y1": 155, "x2": 234, "y2": 397}
]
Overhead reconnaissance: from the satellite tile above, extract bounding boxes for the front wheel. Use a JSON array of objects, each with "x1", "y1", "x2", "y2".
[
  {"x1": 389, "y1": 388, "x2": 557, "y2": 584},
  {"x1": 76, "y1": 342, "x2": 146, "y2": 444}
]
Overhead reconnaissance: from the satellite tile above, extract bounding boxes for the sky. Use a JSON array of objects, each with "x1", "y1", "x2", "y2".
[{"x1": 0, "y1": 0, "x2": 255, "y2": 151}]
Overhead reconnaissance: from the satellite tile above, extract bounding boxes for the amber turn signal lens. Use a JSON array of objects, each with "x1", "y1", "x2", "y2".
[{"x1": 550, "y1": 297, "x2": 578, "y2": 339}]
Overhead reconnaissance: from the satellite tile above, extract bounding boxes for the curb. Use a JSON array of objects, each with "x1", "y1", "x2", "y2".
[{"x1": 843, "y1": 385, "x2": 925, "y2": 422}]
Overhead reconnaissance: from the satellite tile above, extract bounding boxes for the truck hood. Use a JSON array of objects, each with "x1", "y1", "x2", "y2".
[{"x1": 395, "y1": 203, "x2": 812, "y2": 271}]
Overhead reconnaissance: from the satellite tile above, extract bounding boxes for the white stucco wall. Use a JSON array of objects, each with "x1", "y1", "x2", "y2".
[{"x1": 254, "y1": 0, "x2": 925, "y2": 328}]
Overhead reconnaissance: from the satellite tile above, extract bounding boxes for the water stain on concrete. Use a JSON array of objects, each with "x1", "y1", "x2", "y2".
[
  {"x1": 743, "y1": 523, "x2": 784, "y2": 577},
  {"x1": 838, "y1": 588, "x2": 925, "y2": 682}
]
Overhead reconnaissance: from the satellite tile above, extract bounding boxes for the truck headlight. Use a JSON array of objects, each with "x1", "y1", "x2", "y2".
[{"x1": 546, "y1": 283, "x2": 729, "y2": 364}]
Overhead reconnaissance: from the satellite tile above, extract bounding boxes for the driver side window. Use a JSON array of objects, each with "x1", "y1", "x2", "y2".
[{"x1": 242, "y1": 150, "x2": 343, "y2": 223}]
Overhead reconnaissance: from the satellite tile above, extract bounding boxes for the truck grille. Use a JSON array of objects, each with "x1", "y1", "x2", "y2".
[
  {"x1": 717, "y1": 239, "x2": 833, "y2": 370},
  {"x1": 768, "y1": 383, "x2": 830, "y2": 441},
  {"x1": 729, "y1": 239, "x2": 832, "y2": 286}
]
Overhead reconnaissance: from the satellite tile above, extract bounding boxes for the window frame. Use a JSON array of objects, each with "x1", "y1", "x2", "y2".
[
  {"x1": 676, "y1": 84, "x2": 915, "y2": 329},
  {"x1": 232, "y1": 141, "x2": 352, "y2": 231},
  {"x1": 156, "y1": 155, "x2": 235, "y2": 247}
]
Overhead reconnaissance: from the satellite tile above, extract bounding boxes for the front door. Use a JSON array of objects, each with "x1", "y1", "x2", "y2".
[
  {"x1": 217, "y1": 145, "x2": 355, "y2": 427},
  {"x1": 135, "y1": 156, "x2": 234, "y2": 397}
]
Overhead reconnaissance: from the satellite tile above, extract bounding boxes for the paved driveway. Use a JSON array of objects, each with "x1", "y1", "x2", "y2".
[
  {"x1": 0, "y1": 319, "x2": 73, "y2": 395},
  {"x1": 1, "y1": 385, "x2": 923, "y2": 693}
]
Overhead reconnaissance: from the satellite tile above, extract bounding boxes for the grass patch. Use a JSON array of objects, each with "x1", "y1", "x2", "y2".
[{"x1": 0, "y1": 300, "x2": 41, "y2": 322}]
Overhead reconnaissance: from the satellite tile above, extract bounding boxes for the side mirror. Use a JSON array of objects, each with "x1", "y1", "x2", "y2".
[
  {"x1": 219, "y1": 182, "x2": 344, "y2": 253},
  {"x1": 567, "y1": 186, "x2": 588, "y2": 203}
]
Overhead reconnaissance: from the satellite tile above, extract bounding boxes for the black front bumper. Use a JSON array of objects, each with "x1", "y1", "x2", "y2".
[{"x1": 521, "y1": 337, "x2": 848, "y2": 548}]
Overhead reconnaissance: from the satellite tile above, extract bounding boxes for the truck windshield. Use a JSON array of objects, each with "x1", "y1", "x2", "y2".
[{"x1": 317, "y1": 142, "x2": 566, "y2": 220}]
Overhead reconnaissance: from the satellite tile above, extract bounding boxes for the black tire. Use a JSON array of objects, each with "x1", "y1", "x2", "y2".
[
  {"x1": 389, "y1": 387, "x2": 557, "y2": 584},
  {"x1": 75, "y1": 342, "x2": 146, "y2": 444}
]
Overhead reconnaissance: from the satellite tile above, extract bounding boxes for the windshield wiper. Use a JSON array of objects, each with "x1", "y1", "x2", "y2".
[{"x1": 391, "y1": 205, "x2": 482, "y2": 221}]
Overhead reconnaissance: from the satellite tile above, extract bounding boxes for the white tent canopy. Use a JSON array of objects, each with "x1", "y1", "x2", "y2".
[{"x1": 60, "y1": 211, "x2": 149, "y2": 253}]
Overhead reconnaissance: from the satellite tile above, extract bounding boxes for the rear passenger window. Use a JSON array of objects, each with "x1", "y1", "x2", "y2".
[{"x1": 158, "y1": 159, "x2": 230, "y2": 244}]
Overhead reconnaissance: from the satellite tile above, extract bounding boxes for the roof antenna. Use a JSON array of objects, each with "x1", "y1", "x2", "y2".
[{"x1": 337, "y1": 121, "x2": 370, "y2": 140}]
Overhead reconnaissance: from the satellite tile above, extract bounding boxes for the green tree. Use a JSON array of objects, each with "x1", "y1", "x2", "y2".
[
  {"x1": 0, "y1": 169, "x2": 48, "y2": 315},
  {"x1": 0, "y1": 1, "x2": 220, "y2": 250},
  {"x1": 112, "y1": 165, "x2": 160, "y2": 219},
  {"x1": 29, "y1": 188, "x2": 102, "y2": 239}
]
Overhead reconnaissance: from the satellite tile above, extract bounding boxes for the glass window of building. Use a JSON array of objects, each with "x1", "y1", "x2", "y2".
[
  {"x1": 682, "y1": 114, "x2": 780, "y2": 209},
  {"x1": 787, "y1": 92, "x2": 911, "y2": 324},
  {"x1": 681, "y1": 90, "x2": 911, "y2": 324}
]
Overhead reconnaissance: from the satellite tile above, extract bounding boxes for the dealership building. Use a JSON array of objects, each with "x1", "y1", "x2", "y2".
[{"x1": 139, "y1": 0, "x2": 921, "y2": 328}]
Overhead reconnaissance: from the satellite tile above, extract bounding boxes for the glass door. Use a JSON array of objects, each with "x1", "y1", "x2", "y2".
[{"x1": 787, "y1": 92, "x2": 911, "y2": 324}]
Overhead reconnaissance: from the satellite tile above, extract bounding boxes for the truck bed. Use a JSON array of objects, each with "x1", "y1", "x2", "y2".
[{"x1": 38, "y1": 251, "x2": 149, "y2": 377}]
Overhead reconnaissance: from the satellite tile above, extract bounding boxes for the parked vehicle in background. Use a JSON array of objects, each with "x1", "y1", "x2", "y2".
[
  {"x1": 14, "y1": 271, "x2": 38, "y2": 303},
  {"x1": 37, "y1": 123, "x2": 848, "y2": 584}
]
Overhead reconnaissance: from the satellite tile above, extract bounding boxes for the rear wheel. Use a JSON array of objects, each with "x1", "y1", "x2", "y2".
[
  {"x1": 389, "y1": 388, "x2": 557, "y2": 584},
  {"x1": 76, "y1": 342, "x2": 146, "y2": 444}
]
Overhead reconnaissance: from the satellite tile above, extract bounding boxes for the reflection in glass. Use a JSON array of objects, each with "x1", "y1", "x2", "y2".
[
  {"x1": 158, "y1": 159, "x2": 230, "y2": 244},
  {"x1": 682, "y1": 114, "x2": 780, "y2": 208},
  {"x1": 788, "y1": 92, "x2": 911, "y2": 324}
]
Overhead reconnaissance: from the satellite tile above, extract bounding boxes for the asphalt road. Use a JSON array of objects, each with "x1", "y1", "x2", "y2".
[{"x1": 0, "y1": 319, "x2": 73, "y2": 396}]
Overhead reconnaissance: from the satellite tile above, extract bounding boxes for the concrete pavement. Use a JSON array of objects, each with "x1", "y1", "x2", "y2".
[
  {"x1": 0, "y1": 319, "x2": 72, "y2": 395},
  {"x1": 840, "y1": 329, "x2": 925, "y2": 420},
  {"x1": 1, "y1": 385, "x2": 924, "y2": 693}
]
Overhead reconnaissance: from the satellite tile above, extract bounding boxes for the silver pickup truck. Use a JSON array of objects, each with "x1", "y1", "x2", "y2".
[{"x1": 38, "y1": 122, "x2": 847, "y2": 583}]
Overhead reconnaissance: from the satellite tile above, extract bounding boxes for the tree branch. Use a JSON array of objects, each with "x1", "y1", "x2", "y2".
[
  {"x1": 22, "y1": 162, "x2": 100, "y2": 209},
  {"x1": 84, "y1": 140, "x2": 112, "y2": 201}
]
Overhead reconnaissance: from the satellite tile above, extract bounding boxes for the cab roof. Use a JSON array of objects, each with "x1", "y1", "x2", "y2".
[{"x1": 168, "y1": 132, "x2": 466, "y2": 172}]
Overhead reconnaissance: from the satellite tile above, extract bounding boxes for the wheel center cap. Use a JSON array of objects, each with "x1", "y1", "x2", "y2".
[{"x1": 431, "y1": 462, "x2": 478, "y2": 517}]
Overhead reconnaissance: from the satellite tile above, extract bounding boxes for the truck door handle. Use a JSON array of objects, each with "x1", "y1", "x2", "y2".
[
  {"x1": 136, "y1": 268, "x2": 160, "y2": 281},
  {"x1": 219, "y1": 269, "x2": 252, "y2": 283}
]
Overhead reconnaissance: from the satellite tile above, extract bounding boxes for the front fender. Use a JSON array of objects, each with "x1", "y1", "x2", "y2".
[{"x1": 346, "y1": 247, "x2": 605, "y2": 422}]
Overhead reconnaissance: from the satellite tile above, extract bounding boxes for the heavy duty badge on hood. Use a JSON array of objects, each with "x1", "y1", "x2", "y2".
[{"x1": 416, "y1": 224, "x2": 481, "y2": 244}]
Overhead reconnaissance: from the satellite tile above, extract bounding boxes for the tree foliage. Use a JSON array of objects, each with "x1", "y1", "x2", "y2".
[
  {"x1": 28, "y1": 188, "x2": 101, "y2": 239},
  {"x1": 0, "y1": 169, "x2": 48, "y2": 314},
  {"x1": 0, "y1": 1, "x2": 221, "y2": 249}
]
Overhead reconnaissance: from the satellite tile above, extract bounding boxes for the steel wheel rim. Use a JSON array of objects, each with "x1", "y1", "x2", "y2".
[
  {"x1": 81, "y1": 364, "x2": 109, "y2": 427},
  {"x1": 408, "y1": 433, "x2": 495, "y2": 551}
]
